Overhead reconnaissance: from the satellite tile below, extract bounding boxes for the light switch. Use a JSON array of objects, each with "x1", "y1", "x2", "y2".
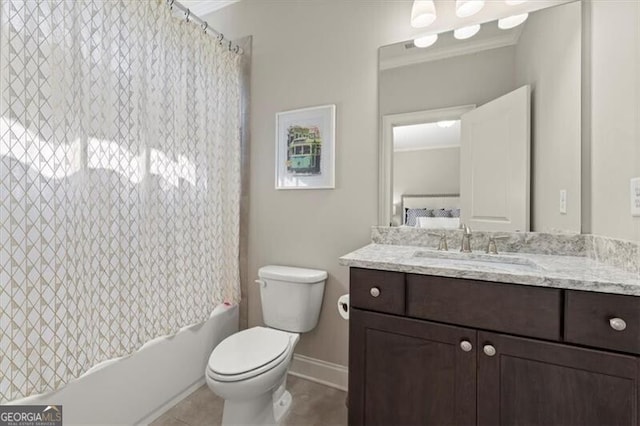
[
  {"x1": 559, "y1": 189, "x2": 567, "y2": 215},
  {"x1": 631, "y1": 178, "x2": 640, "y2": 217}
]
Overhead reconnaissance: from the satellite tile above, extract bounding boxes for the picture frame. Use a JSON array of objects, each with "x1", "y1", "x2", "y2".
[{"x1": 275, "y1": 104, "x2": 336, "y2": 189}]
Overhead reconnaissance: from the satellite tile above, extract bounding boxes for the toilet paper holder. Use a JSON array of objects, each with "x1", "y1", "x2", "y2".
[{"x1": 337, "y1": 294, "x2": 350, "y2": 320}]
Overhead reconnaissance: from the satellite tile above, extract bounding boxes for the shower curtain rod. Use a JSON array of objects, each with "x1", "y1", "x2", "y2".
[{"x1": 168, "y1": 0, "x2": 243, "y2": 55}]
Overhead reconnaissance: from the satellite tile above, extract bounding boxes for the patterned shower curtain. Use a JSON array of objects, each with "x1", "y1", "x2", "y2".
[{"x1": 0, "y1": 0, "x2": 241, "y2": 402}]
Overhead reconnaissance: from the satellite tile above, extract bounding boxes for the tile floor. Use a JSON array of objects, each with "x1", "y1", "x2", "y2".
[{"x1": 150, "y1": 375, "x2": 347, "y2": 426}]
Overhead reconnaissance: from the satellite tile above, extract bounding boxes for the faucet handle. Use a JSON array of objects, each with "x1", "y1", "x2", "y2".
[
  {"x1": 428, "y1": 232, "x2": 448, "y2": 251},
  {"x1": 486, "y1": 235, "x2": 509, "y2": 254}
]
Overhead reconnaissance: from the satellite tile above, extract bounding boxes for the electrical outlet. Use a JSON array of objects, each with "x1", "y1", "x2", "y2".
[
  {"x1": 559, "y1": 189, "x2": 567, "y2": 215},
  {"x1": 631, "y1": 178, "x2": 640, "y2": 216}
]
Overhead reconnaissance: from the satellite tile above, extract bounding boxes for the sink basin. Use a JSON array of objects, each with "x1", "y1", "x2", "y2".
[{"x1": 413, "y1": 250, "x2": 542, "y2": 271}]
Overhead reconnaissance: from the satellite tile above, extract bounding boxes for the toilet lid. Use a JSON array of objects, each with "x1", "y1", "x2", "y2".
[{"x1": 208, "y1": 327, "x2": 291, "y2": 376}]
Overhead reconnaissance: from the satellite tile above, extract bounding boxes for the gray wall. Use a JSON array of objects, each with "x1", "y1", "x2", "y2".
[
  {"x1": 590, "y1": 0, "x2": 640, "y2": 241},
  {"x1": 204, "y1": 0, "x2": 415, "y2": 367},
  {"x1": 515, "y1": 1, "x2": 582, "y2": 234},
  {"x1": 203, "y1": 0, "x2": 640, "y2": 372},
  {"x1": 380, "y1": 46, "x2": 516, "y2": 116},
  {"x1": 393, "y1": 147, "x2": 460, "y2": 204}
]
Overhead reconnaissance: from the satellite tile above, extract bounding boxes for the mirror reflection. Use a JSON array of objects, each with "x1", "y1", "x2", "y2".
[{"x1": 379, "y1": 1, "x2": 582, "y2": 233}]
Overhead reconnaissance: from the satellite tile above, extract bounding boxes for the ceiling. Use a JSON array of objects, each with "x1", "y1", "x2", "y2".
[
  {"x1": 393, "y1": 121, "x2": 461, "y2": 152},
  {"x1": 177, "y1": 0, "x2": 241, "y2": 17}
]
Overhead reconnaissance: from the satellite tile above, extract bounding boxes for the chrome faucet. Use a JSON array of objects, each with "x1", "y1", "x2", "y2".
[
  {"x1": 428, "y1": 232, "x2": 448, "y2": 251},
  {"x1": 460, "y1": 224, "x2": 472, "y2": 253}
]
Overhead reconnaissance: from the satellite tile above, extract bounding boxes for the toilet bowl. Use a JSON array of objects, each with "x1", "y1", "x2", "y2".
[
  {"x1": 205, "y1": 265, "x2": 327, "y2": 426},
  {"x1": 206, "y1": 327, "x2": 300, "y2": 425}
]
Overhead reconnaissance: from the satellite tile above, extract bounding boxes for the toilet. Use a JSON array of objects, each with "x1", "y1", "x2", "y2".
[{"x1": 205, "y1": 265, "x2": 327, "y2": 425}]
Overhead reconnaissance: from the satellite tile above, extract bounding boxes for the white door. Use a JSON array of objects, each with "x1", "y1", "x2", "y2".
[{"x1": 460, "y1": 86, "x2": 530, "y2": 232}]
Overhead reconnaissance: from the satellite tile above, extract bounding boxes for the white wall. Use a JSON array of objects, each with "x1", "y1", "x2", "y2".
[
  {"x1": 393, "y1": 147, "x2": 460, "y2": 205},
  {"x1": 380, "y1": 46, "x2": 516, "y2": 116},
  {"x1": 515, "y1": 1, "x2": 582, "y2": 233},
  {"x1": 590, "y1": 0, "x2": 640, "y2": 242}
]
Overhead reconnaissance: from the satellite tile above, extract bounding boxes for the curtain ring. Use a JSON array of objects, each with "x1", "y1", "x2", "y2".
[
  {"x1": 202, "y1": 22, "x2": 208, "y2": 33},
  {"x1": 228, "y1": 41, "x2": 233, "y2": 51},
  {"x1": 233, "y1": 45, "x2": 240, "y2": 54},
  {"x1": 185, "y1": 8, "x2": 190, "y2": 22},
  {"x1": 168, "y1": 0, "x2": 175, "y2": 9},
  {"x1": 217, "y1": 33, "x2": 224, "y2": 43}
]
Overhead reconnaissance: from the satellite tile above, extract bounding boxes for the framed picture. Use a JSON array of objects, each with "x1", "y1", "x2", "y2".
[{"x1": 275, "y1": 105, "x2": 336, "y2": 189}]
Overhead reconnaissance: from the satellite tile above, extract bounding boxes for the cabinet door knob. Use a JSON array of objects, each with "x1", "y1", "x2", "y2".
[
  {"x1": 460, "y1": 340, "x2": 473, "y2": 352},
  {"x1": 483, "y1": 344, "x2": 497, "y2": 357},
  {"x1": 370, "y1": 287, "x2": 381, "y2": 297},
  {"x1": 609, "y1": 317, "x2": 627, "y2": 331}
]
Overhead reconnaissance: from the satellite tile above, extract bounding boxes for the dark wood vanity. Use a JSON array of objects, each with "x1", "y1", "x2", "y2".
[{"x1": 348, "y1": 267, "x2": 640, "y2": 426}]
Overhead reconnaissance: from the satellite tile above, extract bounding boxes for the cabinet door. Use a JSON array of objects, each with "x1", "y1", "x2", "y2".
[
  {"x1": 478, "y1": 331, "x2": 640, "y2": 426},
  {"x1": 349, "y1": 309, "x2": 476, "y2": 426}
]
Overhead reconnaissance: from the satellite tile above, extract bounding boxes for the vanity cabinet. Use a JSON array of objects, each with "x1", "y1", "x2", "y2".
[
  {"x1": 349, "y1": 309, "x2": 476, "y2": 426},
  {"x1": 348, "y1": 267, "x2": 640, "y2": 426},
  {"x1": 478, "y1": 331, "x2": 638, "y2": 426}
]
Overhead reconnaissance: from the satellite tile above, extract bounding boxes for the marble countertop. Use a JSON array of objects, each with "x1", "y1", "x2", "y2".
[{"x1": 339, "y1": 244, "x2": 640, "y2": 296}]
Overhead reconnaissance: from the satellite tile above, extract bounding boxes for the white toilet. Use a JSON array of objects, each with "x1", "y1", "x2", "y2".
[{"x1": 205, "y1": 265, "x2": 327, "y2": 425}]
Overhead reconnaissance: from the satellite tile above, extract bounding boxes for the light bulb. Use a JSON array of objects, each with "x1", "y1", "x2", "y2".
[
  {"x1": 498, "y1": 13, "x2": 529, "y2": 30},
  {"x1": 413, "y1": 33, "x2": 438, "y2": 48},
  {"x1": 455, "y1": 0, "x2": 485, "y2": 18},
  {"x1": 454, "y1": 24, "x2": 481, "y2": 40},
  {"x1": 411, "y1": 0, "x2": 437, "y2": 28}
]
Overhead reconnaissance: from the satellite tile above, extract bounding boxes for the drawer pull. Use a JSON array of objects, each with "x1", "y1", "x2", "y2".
[
  {"x1": 609, "y1": 317, "x2": 627, "y2": 331},
  {"x1": 370, "y1": 287, "x2": 381, "y2": 298},
  {"x1": 483, "y1": 344, "x2": 497, "y2": 357},
  {"x1": 460, "y1": 340, "x2": 473, "y2": 352}
]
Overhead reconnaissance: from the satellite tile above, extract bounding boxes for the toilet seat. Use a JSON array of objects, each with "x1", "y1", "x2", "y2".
[{"x1": 207, "y1": 327, "x2": 293, "y2": 382}]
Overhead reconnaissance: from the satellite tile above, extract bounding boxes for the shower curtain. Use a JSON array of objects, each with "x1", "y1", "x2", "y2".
[{"x1": 0, "y1": 0, "x2": 241, "y2": 402}]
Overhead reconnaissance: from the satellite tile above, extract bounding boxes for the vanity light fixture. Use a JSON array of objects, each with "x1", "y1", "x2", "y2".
[
  {"x1": 413, "y1": 33, "x2": 438, "y2": 48},
  {"x1": 454, "y1": 24, "x2": 481, "y2": 40},
  {"x1": 411, "y1": 0, "x2": 437, "y2": 28},
  {"x1": 505, "y1": 0, "x2": 527, "y2": 5},
  {"x1": 498, "y1": 13, "x2": 529, "y2": 29},
  {"x1": 455, "y1": 0, "x2": 485, "y2": 18},
  {"x1": 437, "y1": 120, "x2": 457, "y2": 128}
]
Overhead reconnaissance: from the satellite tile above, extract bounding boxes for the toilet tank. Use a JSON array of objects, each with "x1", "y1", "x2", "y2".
[{"x1": 257, "y1": 265, "x2": 327, "y2": 333}]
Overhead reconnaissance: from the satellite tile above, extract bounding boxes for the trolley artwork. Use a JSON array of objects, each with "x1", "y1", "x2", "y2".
[
  {"x1": 286, "y1": 125, "x2": 322, "y2": 175},
  {"x1": 275, "y1": 104, "x2": 335, "y2": 189}
]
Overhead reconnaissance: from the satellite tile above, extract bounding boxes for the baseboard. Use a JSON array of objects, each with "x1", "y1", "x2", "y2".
[
  {"x1": 288, "y1": 354, "x2": 348, "y2": 392},
  {"x1": 136, "y1": 377, "x2": 206, "y2": 425}
]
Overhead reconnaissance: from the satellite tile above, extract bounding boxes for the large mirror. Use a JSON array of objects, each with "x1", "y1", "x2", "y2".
[{"x1": 379, "y1": 1, "x2": 582, "y2": 233}]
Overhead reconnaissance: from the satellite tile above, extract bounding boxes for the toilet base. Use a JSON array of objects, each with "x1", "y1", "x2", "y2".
[
  {"x1": 220, "y1": 380, "x2": 292, "y2": 426},
  {"x1": 273, "y1": 389, "x2": 292, "y2": 424}
]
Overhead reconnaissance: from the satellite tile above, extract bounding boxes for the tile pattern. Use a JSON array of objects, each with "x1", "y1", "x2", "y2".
[
  {"x1": 151, "y1": 376, "x2": 347, "y2": 426},
  {"x1": 0, "y1": 0, "x2": 242, "y2": 402}
]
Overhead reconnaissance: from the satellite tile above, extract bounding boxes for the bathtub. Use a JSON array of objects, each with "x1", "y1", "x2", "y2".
[{"x1": 9, "y1": 303, "x2": 239, "y2": 425}]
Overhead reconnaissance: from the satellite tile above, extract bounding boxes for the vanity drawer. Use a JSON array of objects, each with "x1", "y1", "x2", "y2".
[
  {"x1": 350, "y1": 268, "x2": 405, "y2": 315},
  {"x1": 406, "y1": 274, "x2": 562, "y2": 341},
  {"x1": 565, "y1": 290, "x2": 640, "y2": 354}
]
